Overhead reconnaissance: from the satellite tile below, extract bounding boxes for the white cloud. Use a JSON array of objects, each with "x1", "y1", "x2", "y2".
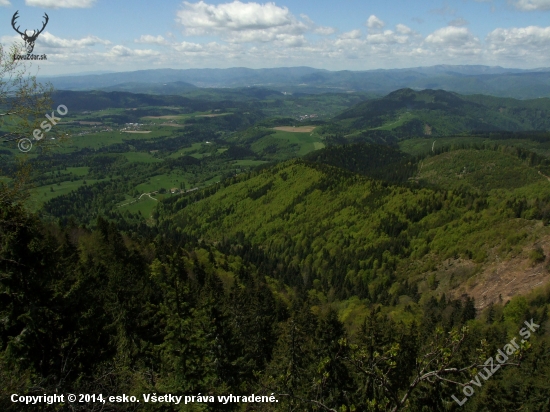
[
  {"x1": 424, "y1": 26, "x2": 481, "y2": 57},
  {"x1": 486, "y1": 26, "x2": 550, "y2": 59},
  {"x1": 314, "y1": 26, "x2": 336, "y2": 35},
  {"x1": 174, "y1": 41, "x2": 206, "y2": 52},
  {"x1": 300, "y1": 14, "x2": 335, "y2": 36},
  {"x1": 513, "y1": 0, "x2": 550, "y2": 10},
  {"x1": 25, "y1": 0, "x2": 96, "y2": 8},
  {"x1": 0, "y1": 0, "x2": 11, "y2": 7},
  {"x1": 176, "y1": 0, "x2": 316, "y2": 45},
  {"x1": 38, "y1": 32, "x2": 111, "y2": 48},
  {"x1": 177, "y1": 1, "x2": 301, "y2": 33},
  {"x1": 339, "y1": 29, "x2": 362, "y2": 40},
  {"x1": 106, "y1": 45, "x2": 160, "y2": 58},
  {"x1": 366, "y1": 15, "x2": 384, "y2": 30},
  {"x1": 135, "y1": 35, "x2": 168, "y2": 45},
  {"x1": 396, "y1": 24, "x2": 413, "y2": 35},
  {"x1": 425, "y1": 26, "x2": 477, "y2": 45},
  {"x1": 367, "y1": 30, "x2": 409, "y2": 45}
]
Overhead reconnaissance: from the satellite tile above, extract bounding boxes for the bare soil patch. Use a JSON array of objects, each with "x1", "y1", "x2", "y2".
[
  {"x1": 143, "y1": 115, "x2": 181, "y2": 119},
  {"x1": 448, "y1": 236, "x2": 550, "y2": 309},
  {"x1": 79, "y1": 121, "x2": 102, "y2": 125},
  {"x1": 196, "y1": 113, "x2": 229, "y2": 118},
  {"x1": 159, "y1": 123, "x2": 186, "y2": 127},
  {"x1": 273, "y1": 126, "x2": 316, "y2": 133}
]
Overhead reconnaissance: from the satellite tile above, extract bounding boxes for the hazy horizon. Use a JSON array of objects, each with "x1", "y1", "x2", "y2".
[{"x1": 38, "y1": 64, "x2": 550, "y2": 79}]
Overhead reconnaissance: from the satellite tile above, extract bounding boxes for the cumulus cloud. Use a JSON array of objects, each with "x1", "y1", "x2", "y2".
[
  {"x1": 174, "y1": 41, "x2": 206, "y2": 52},
  {"x1": 176, "y1": 0, "x2": 316, "y2": 45},
  {"x1": 135, "y1": 35, "x2": 168, "y2": 45},
  {"x1": 177, "y1": 1, "x2": 303, "y2": 33},
  {"x1": 106, "y1": 45, "x2": 160, "y2": 58},
  {"x1": 314, "y1": 26, "x2": 336, "y2": 35},
  {"x1": 25, "y1": 0, "x2": 96, "y2": 8},
  {"x1": 339, "y1": 29, "x2": 362, "y2": 40},
  {"x1": 396, "y1": 24, "x2": 413, "y2": 35},
  {"x1": 38, "y1": 32, "x2": 111, "y2": 48},
  {"x1": 486, "y1": 26, "x2": 550, "y2": 58},
  {"x1": 367, "y1": 30, "x2": 409, "y2": 44},
  {"x1": 425, "y1": 26, "x2": 477, "y2": 45},
  {"x1": 424, "y1": 26, "x2": 481, "y2": 57},
  {"x1": 0, "y1": 0, "x2": 11, "y2": 7},
  {"x1": 366, "y1": 15, "x2": 384, "y2": 30},
  {"x1": 299, "y1": 14, "x2": 335, "y2": 36},
  {"x1": 513, "y1": 0, "x2": 550, "y2": 10}
]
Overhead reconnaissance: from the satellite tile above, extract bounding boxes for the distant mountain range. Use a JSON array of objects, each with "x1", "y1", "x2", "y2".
[
  {"x1": 41, "y1": 65, "x2": 550, "y2": 99},
  {"x1": 99, "y1": 81, "x2": 198, "y2": 95}
]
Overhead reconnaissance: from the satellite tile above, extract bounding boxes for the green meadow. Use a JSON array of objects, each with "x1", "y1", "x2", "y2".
[
  {"x1": 135, "y1": 172, "x2": 189, "y2": 193},
  {"x1": 116, "y1": 195, "x2": 159, "y2": 217},
  {"x1": 250, "y1": 130, "x2": 325, "y2": 158},
  {"x1": 29, "y1": 179, "x2": 102, "y2": 210}
]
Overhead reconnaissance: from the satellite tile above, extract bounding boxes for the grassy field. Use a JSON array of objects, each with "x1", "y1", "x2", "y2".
[
  {"x1": 273, "y1": 130, "x2": 325, "y2": 156},
  {"x1": 29, "y1": 179, "x2": 102, "y2": 210},
  {"x1": 116, "y1": 195, "x2": 159, "y2": 217},
  {"x1": 372, "y1": 112, "x2": 415, "y2": 131},
  {"x1": 141, "y1": 111, "x2": 227, "y2": 124},
  {"x1": 167, "y1": 142, "x2": 204, "y2": 158},
  {"x1": 251, "y1": 130, "x2": 325, "y2": 157},
  {"x1": 63, "y1": 132, "x2": 131, "y2": 151},
  {"x1": 58, "y1": 127, "x2": 177, "y2": 152},
  {"x1": 66, "y1": 167, "x2": 90, "y2": 176},
  {"x1": 135, "y1": 172, "x2": 188, "y2": 193}
]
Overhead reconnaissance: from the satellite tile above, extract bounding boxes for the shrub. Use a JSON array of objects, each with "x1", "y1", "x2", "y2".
[{"x1": 530, "y1": 246, "x2": 546, "y2": 266}]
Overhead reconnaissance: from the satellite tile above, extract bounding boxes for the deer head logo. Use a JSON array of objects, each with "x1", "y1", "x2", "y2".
[{"x1": 11, "y1": 11, "x2": 49, "y2": 55}]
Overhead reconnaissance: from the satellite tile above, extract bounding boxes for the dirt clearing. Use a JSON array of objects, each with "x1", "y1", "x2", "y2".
[
  {"x1": 143, "y1": 115, "x2": 181, "y2": 119},
  {"x1": 122, "y1": 131, "x2": 151, "y2": 134},
  {"x1": 273, "y1": 126, "x2": 317, "y2": 133},
  {"x1": 196, "y1": 113, "x2": 230, "y2": 118}
]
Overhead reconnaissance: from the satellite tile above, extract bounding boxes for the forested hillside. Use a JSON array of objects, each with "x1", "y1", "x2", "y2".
[
  {"x1": 3, "y1": 81, "x2": 550, "y2": 411},
  {"x1": 2, "y1": 177, "x2": 550, "y2": 411}
]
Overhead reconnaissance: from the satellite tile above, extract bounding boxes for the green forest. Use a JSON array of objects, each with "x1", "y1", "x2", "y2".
[{"x1": 2, "y1": 66, "x2": 550, "y2": 411}]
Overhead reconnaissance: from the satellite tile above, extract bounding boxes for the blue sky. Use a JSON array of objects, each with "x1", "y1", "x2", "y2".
[{"x1": 1, "y1": 0, "x2": 550, "y2": 75}]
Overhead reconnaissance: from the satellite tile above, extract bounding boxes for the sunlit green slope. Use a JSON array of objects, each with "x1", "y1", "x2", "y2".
[{"x1": 158, "y1": 156, "x2": 550, "y2": 302}]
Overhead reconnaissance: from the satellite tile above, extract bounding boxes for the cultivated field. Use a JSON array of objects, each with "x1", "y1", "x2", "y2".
[{"x1": 273, "y1": 126, "x2": 317, "y2": 132}]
